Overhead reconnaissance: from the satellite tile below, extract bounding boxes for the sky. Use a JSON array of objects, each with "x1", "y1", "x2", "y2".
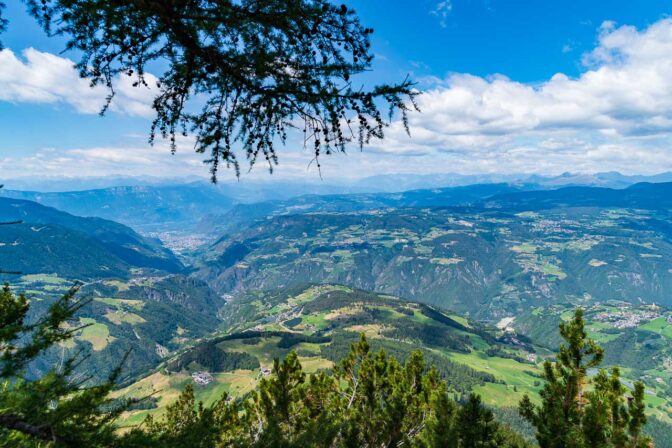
[{"x1": 1, "y1": 0, "x2": 672, "y2": 183}]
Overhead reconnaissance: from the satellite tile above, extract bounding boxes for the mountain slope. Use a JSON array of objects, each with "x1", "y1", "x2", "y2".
[
  {"x1": 115, "y1": 284, "x2": 543, "y2": 426},
  {"x1": 0, "y1": 223, "x2": 135, "y2": 279},
  {"x1": 0, "y1": 197, "x2": 182, "y2": 276},
  {"x1": 23, "y1": 273, "x2": 224, "y2": 384},
  {"x1": 484, "y1": 182, "x2": 672, "y2": 211},
  {"x1": 1, "y1": 183, "x2": 235, "y2": 233},
  {"x1": 196, "y1": 183, "x2": 672, "y2": 318},
  {"x1": 197, "y1": 183, "x2": 532, "y2": 237}
]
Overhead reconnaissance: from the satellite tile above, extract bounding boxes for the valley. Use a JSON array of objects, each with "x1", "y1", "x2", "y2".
[{"x1": 3, "y1": 179, "x2": 672, "y2": 445}]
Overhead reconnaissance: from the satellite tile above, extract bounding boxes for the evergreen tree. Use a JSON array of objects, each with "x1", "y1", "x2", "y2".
[
  {"x1": 519, "y1": 308, "x2": 653, "y2": 448},
  {"x1": 418, "y1": 385, "x2": 459, "y2": 448},
  {"x1": 0, "y1": 284, "x2": 128, "y2": 446},
  {"x1": 628, "y1": 382, "x2": 649, "y2": 447},
  {"x1": 1, "y1": 281, "x2": 651, "y2": 447},
  {"x1": 130, "y1": 334, "x2": 531, "y2": 448},
  {"x1": 126, "y1": 384, "x2": 241, "y2": 448},
  {"x1": 0, "y1": 0, "x2": 416, "y2": 179},
  {"x1": 253, "y1": 352, "x2": 312, "y2": 447},
  {"x1": 458, "y1": 394, "x2": 499, "y2": 448}
]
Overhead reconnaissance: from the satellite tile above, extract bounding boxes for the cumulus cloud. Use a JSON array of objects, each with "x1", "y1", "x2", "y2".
[
  {"x1": 0, "y1": 144, "x2": 203, "y2": 180},
  {"x1": 371, "y1": 18, "x2": 672, "y2": 174},
  {"x1": 0, "y1": 136, "x2": 350, "y2": 181},
  {"x1": 4, "y1": 19, "x2": 672, "y2": 178},
  {"x1": 0, "y1": 47, "x2": 156, "y2": 117}
]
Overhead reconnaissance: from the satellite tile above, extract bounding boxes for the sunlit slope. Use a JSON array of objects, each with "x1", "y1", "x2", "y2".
[
  {"x1": 116, "y1": 285, "x2": 548, "y2": 426},
  {"x1": 197, "y1": 204, "x2": 672, "y2": 319}
]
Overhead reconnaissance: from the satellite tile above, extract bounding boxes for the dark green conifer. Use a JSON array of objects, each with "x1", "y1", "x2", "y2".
[
  {"x1": 0, "y1": 284, "x2": 127, "y2": 446},
  {"x1": 1, "y1": 0, "x2": 417, "y2": 180},
  {"x1": 519, "y1": 309, "x2": 653, "y2": 448}
]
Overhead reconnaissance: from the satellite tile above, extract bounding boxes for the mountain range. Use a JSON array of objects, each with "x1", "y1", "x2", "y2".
[
  {"x1": 194, "y1": 182, "x2": 672, "y2": 317},
  {"x1": 0, "y1": 197, "x2": 182, "y2": 277},
  {"x1": 4, "y1": 176, "x2": 672, "y2": 444},
  {"x1": 4, "y1": 171, "x2": 672, "y2": 234}
]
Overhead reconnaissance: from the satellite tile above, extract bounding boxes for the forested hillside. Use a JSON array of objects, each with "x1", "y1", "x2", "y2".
[
  {"x1": 116, "y1": 285, "x2": 536, "y2": 423},
  {"x1": 0, "y1": 196, "x2": 225, "y2": 383},
  {"x1": 196, "y1": 185, "x2": 672, "y2": 318},
  {"x1": 196, "y1": 183, "x2": 532, "y2": 237},
  {"x1": 0, "y1": 197, "x2": 182, "y2": 274}
]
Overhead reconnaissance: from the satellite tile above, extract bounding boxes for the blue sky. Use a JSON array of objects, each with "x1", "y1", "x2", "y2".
[{"x1": 1, "y1": 1, "x2": 672, "y2": 182}]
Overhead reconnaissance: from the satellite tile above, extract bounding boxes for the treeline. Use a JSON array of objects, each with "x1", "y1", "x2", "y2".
[
  {"x1": 124, "y1": 339, "x2": 531, "y2": 448},
  {"x1": 645, "y1": 418, "x2": 672, "y2": 448},
  {"x1": 0, "y1": 285, "x2": 657, "y2": 447},
  {"x1": 167, "y1": 341, "x2": 260, "y2": 373},
  {"x1": 208, "y1": 330, "x2": 332, "y2": 348},
  {"x1": 320, "y1": 332, "x2": 497, "y2": 395}
]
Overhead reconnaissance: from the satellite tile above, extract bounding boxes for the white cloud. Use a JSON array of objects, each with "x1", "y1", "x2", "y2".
[
  {"x1": 370, "y1": 18, "x2": 672, "y2": 174},
  {"x1": 431, "y1": 1, "x2": 453, "y2": 28},
  {"x1": 4, "y1": 19, "x2": 672, "y2": 179},
  {"x1": 0, "y1": 140, "x2": 204, "y2": 180},
  {"x1": 0, "y1": 134, "x2": 349, "y2": 181},
  {"x1": 0, "y1": 48, "x2": 156, "y2": 117}
]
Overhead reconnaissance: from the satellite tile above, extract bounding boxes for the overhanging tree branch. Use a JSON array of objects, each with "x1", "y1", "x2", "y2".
[
  {"x1": 16, "y1": 0, "x2": 417, "y2": 180},
  {"x1": 0, "y1": 414, "x2": 57, "y2": 443}
]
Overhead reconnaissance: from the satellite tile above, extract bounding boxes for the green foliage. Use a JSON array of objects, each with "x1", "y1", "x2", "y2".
[
  {"x1": 18, "y1": 274, "x2": 224, "y2": 385},
  {"x1": 602, "y1": 330, "x2": 660, "y2": 371},
  {"x1": 0, "y1": 223, "x2": 132, "y2": 280},
  {"x1": 167, "y1": 341, "x2": 260, "y2": 373},
  {"x1": 199, "y1": 204, "x2": 672, "y2": 318},
  {"x1": 645, "y1": 417, "x2": 672, "y2": 448},
  {"x1": 519, "y1": 309, "x2": 653, "y2": 448},
  {"x1": 20, "y1": 0, "x2": 416, "y2": 179},
  {"x1": 125, "y1": 384, "x2": 241, "y2": 448},
  {"x1": 0, "y1": 284, "x2": 127, "y2": 446},
  {"x1": 320, "y1": 332, "x2": 496, "y2": 395},
  {"x1": 458, "y1": 394, "x2": 504, "y2": 448},
  {"x1": 2, "y1": 281, "x2": 649, "y2": 448},
  {"x1": 129, "y1": 335, "x2": 529, "y2": 447},
  {"x1": 211, "y1": 285, "x2": 500, "y2": 395}
]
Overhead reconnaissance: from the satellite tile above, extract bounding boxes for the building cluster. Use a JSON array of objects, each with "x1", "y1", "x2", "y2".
[
  {"x1": 147, "y1": 231, "x2": 209, "y2": 254},
  {"x1": 192, "y1": 371, "x2": 214, "y2": 385},
  {"x1": 595, "y1": 309, "x2": 661, "y2": 329},
  {"x1": 530, "y1": 219, "x2": 577, "y2": 234}
]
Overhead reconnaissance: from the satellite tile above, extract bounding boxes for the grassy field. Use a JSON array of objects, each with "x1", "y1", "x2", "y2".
[
  {"x1": 95, "y1": 297, "x2": 145, "y2": 311},
  {"x1": 113, "y1": 284, "x2": 672, "y2": 435},
  {"x1": 78, "y1": 317, "x2": 114, "y2": 351},
  {"x1": 640, "y1": 317, "x2": 672, "y2": 339},
  {"x1": 105, "y1": 310, "x2": 146, "y2": 326}
]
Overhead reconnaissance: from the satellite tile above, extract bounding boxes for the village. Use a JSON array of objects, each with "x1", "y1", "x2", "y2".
[{"x1": 594, "y1": 307, "x2": 663, "y2": 329}]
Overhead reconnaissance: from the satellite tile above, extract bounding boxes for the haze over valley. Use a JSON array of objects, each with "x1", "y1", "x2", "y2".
[
  {"x1": 4, "y1": 1, "x2": 672, "y2": 445},
  {"x1": 3, "y1": 173, "x2": 672, "y2": 444}
]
